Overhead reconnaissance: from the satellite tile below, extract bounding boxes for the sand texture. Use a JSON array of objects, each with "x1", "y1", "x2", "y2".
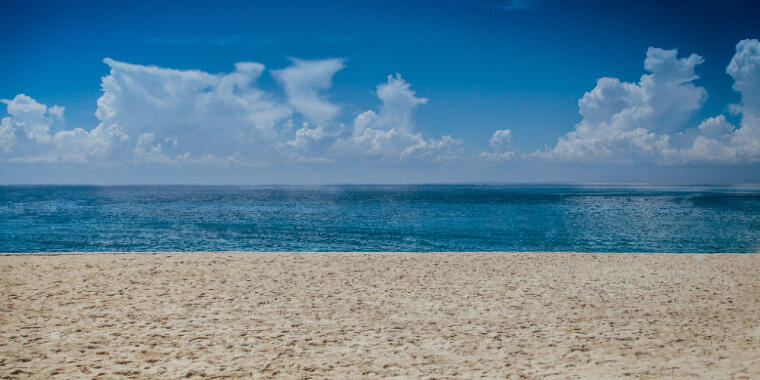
[{"x1": 1, "y1": 252, "x2": 760, "y2": 379}]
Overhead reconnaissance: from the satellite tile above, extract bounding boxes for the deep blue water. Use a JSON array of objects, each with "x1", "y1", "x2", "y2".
[{"x1": 1, "y1": 185, "x2": 759, "y2": 253}]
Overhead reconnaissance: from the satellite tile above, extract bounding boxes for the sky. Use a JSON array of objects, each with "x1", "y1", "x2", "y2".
[{"x1": 1, "y1": 0, "x2": 759, "y2": 184}]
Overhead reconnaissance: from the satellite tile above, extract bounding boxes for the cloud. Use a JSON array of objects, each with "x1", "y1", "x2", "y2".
[
  {"x1": 2, "y1": 59, "x2": 460, "y2": 166},
  {"x1": 95, "y1": 58, "x2": 291, "y2": 164},
  {"x1": 48, "y1": 123, "x2": 128, "y2": 163},
  {"x1": 479, "y1": 129, "x2": 515, "y2": 161},
  {"x1": 272, "y1": 58, "x2": 347, "y2": 161},
  {"x1": 374, "y1": 73, "x2": 428, "y2": 132},
  {"x1": 271, "y1": 58, "x2": 345, "y2": 124},
  {"x1": 281, "y1": 121, "x2": 343, "y2": 163},
  {"x1": 0, "y1": 118, "x2": 17, "y2": 153},
  {"x1": 728, "y1": 39, "x2": 760, "y2": 115},
  {"x1": 7, "y1": 40, "x2": 754, "y2": 171},
  {"x1": 134, "y1": 133, "x2": 184, "y2": 164},
  {"x1": 6, "y1": 94, "x2": 55, "y2": 144},
  {"x1": 489, "y1": 129, "x2": 513, "y2": 149},
  {"x1": 673, "y1": 39, "x2": 760, "y2": 163},
  {"x1": 0, "y1": 94, "x2": 127, "y2": 163},
  {"x1": 333, "y1": 74, "x2": 461, "y2": 161},
  {"x1": 535, "y1": 42, "x2": 760, "y2": 164},
  {"x1": 535, "y1": 47, "x2": 705, "y2": 163}
]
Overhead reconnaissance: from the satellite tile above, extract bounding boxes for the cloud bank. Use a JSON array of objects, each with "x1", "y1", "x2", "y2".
[
  {"x1": 2, "y1": 39, "x2": 760, "y2": 169},
  {"x1": 1, "y1": 58, "x2": 459, "y2": 166},
  {"x1": 534, "y1": 39, "x2": 760, "y2": 164}
]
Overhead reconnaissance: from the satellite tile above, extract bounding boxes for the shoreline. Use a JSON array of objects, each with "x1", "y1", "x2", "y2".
[
  {"x1": 1, "y1": 250, "x2": 756, "y2": 256},
  {"x1": 2, "y1": 252, "x2": 759, "y2": 378}
]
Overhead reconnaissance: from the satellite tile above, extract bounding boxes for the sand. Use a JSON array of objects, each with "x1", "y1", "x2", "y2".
[{"x1": 1, "y1": 252, "x2": 759, "y2": 379}]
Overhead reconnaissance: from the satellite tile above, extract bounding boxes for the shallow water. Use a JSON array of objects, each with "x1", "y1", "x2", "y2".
[{"x1": 1, "y1": 185, "x2": 759, "y2": 252}]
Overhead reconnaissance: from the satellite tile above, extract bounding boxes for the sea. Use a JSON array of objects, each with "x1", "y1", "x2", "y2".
[{"x1": 1, "y1": 185, "x2": 759, "y2": 253}]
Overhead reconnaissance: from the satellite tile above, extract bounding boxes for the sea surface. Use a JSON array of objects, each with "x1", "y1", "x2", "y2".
[{"x1": 1, "y1": 185, "x2": 759, "y2": 253}]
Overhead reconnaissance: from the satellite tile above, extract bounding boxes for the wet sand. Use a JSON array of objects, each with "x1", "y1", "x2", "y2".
[{"x1": 1, "y1": 252, "x2": 759, "y2": 379}]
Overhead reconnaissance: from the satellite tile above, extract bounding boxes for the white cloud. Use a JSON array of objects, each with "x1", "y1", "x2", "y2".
[
  {"x1": 479, "y1": 129, "x2": 515, "y2": 161},
  {"x1": 272, "y1": 58, "x2": 347, "y2": 162},
  {"x1": 374, "y1": 73, "x2": 428, "y2": 132},
  {"x1": 670, "y1": 39, "x2": 760, "y2": 163},
  {"x1": 489, "y1": 129, "x2": 513, "y2": 149},
  {"x1": 333, "y1": 74, "x2": 461, "y2": 161},
  {"x1": 49, "y1": 123, "x2": 128, "y2": 163},
  {"x1": 6, "y1": 94, "x2": 56, "y2": 144},
  {"x1": 2, "y1": 59, "x2": 460, "y2": 166},
  {"x1": 728, "y1": 39, "x2": 760, "y2": 117},
  {"x1": 0, "y1": 94, "x2": 127, "y2": 163},
  {"x1": 697, "y1": 115, "x2": 735, "y2": 138},
  {"x1": 134, "y1": 132, "x2": 185, "y2": 164},
  {"x1": 0, "y1": 118, "x2": 16, "y2": 153},
  {"x1": 7, "y1": 41, "x2": 755, "y2": 170},
  {"x1": 536, "y1": 42, "x2": 760, "y2": 164},
  {"x1": 271, "y1": 58, "x2": 345, "y2": 124},
  {"x1": 95, "y1": 58, "x2": 292, "y2": 164},
  {"x1": 281, "y1": 121, "x2": 341, "y2": 163},
  {"x1": 48, "y1": 105, "x2": 65, "y2": 121},
  {"x1": 535, "y1": 47, "x2": 705, "y2": 163}
]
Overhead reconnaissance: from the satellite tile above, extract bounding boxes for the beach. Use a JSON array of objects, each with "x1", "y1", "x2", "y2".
[{"x1": 1, "y1": 252, "x2": 759, "y2": 379}]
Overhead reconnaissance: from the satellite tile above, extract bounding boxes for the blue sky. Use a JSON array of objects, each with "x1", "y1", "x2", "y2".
[{"x1": 1, "y1": 0, "x2": 759, "y2": 184}]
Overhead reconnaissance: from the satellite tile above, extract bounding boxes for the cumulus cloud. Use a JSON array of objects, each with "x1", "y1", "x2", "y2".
[
  {"x1": 272, "y1": 58, "x2": 347, "y2": 161},
  {"x1": 0, "y1": 118, "x2": 17, "y2": 153},
  {"x1": 374, "y1": 73, "x2": 429, "y2": 132},
  {"x1": 479, "y1": 129, "x2": 515, "y2": 160},
  {"x1": 333, "y1": 74, "x2": 461, "y2": 161},
  {"x1": 8, "y1": 41, "x2": 755, "y2": 170},
  {"x1": 0, "y1": 94, "x2": 127, "y2": 162},
  {"x1": 672, "y1": 39, "x2": 760, "y2": 163},
  {"x1": 96, "y1": 58, "x2": 292, "y2": 164},
  {"x1": 728, "y1": 39, "x2": 760, "y2": 116},
  {"x1": 6, "y1": 94, "x2": 56, "y2": 144},
  {"x1": 535, "y1": 47, "x2": 706, "y2": 163},
  {"x1": 536, "y1": 41, "x2": 760, "y2": 164},
  {"x1": 133, "y1": 133, "x2": 188, "y2": 164},
  {"x1": 271, "y1": 58, "x2": 345, "y2": 124},
  {"x1": 2, "y1": 58, "x2": 461, "y2": 166},
  {"x1": 48, "y1": 124, "x2": 128, "y2": 163}
]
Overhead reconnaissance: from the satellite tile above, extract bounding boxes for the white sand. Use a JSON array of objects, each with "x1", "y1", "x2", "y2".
[{"x1": 1, "y1": 252, "x2": 759, "y2": 379}]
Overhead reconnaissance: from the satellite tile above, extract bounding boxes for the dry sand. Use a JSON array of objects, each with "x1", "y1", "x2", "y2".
[{"x1": 1, "y1": 252, "x2": 759, "y2": 379}]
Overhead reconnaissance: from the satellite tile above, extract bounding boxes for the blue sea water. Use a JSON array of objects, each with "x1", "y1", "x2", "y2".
[{"x1": 0, "y1": 185, "x2": 759, "y2": 253}]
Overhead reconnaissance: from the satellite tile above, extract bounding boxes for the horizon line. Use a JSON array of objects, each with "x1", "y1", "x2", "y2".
[{"x1": 2, "y1": 182, "x2": 760, "y2": 187}]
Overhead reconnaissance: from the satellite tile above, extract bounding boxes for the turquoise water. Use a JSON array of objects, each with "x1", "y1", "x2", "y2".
[{"x1": 1, "y1": 185, "x2": 759, "y2": 253}]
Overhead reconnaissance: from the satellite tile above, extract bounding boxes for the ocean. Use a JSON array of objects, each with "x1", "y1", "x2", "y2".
[{"x1": 1, "y1": 185, "x2": 759, "y2": 253}]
